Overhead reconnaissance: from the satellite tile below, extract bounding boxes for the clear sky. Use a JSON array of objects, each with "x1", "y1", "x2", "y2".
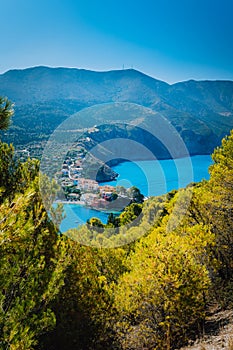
[{"x1": 1, "y1": 0, "x2": 233, "y2": 83}]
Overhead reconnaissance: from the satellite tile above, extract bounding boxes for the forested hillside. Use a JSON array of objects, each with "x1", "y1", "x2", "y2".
[
  {"x1": 1, "y1": 67, "x2": 233, "y2": 157},
  {"x1": 1, "y1": 97, "x2": 233, "y2": 349}
]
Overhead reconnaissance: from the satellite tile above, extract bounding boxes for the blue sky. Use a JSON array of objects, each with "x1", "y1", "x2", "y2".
[{"x1": 1, "y1": 0, "x2": 233, "y2": 83}]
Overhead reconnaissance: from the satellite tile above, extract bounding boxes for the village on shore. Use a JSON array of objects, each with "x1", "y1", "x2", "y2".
[{"x1": 56, "y1": 146, "x2": 143, "y2": 211}]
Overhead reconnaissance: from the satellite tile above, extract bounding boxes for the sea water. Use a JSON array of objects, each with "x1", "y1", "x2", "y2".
[{"x1": 60, "y1": 155, "x2": 212, "y2": 232}]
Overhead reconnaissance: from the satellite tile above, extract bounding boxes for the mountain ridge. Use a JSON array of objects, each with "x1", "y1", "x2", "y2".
[
  {"x1": 0, "y1": 66, "x2": 233, "y2": 158},
  {"x1": 2, "y1": 65, "x2": 233, "y2": 83}
]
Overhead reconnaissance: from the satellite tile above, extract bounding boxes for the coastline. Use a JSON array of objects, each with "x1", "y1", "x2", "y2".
[
  {"x1": 105, "y1": 153, "x2": 212, "y2": 168},
  {"x1": 55, "y1": 200, "x2": 122, "y2": 214}
]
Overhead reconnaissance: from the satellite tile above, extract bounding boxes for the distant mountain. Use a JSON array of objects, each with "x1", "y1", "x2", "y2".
[
  {"x1": 0, "y1": 66, "x2": 168, "y2": 105},
  {"x1": 0, "y1": 66, "x2": 233, "y2": 157}
]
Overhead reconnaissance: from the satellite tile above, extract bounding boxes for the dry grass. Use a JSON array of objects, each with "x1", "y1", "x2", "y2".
[
  {"x1": 200, "y1": 346, "x2": 207, "y2": 350},
  {"x1": 179, "y1": 310, "x2": 233, "y2": 350},
  {"x1": 227, "y1": 335, "x2": 233, "y2": 350}
]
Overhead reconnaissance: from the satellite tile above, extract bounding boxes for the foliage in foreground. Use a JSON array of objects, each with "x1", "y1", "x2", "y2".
[
  {"x1": 38, "y1": 131, "x2": 233, "y2": 349},
  {"x1": 0, "y1": 144, "x2": 70, "y2": 349},
  {"x1": 1, "y1": 105, "x2": 233, "y2": 349}
]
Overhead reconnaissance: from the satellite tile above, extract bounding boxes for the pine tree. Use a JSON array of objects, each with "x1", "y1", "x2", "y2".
[
  {"x1": 0, "y1": 180, "x2": 70, "y2": 350},
  {"x1": 0, "y1": 97, "x2": 14, "y2": 131}
]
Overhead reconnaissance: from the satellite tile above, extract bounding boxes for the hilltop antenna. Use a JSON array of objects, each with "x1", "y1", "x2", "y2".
[{"x1": 122, "y1": 64, "x2": 125, "y2": 70}]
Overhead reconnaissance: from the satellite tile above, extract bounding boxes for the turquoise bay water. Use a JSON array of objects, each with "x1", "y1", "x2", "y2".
[{"x1": 60, "y1": 155, "x2": 212, "y2": 232}]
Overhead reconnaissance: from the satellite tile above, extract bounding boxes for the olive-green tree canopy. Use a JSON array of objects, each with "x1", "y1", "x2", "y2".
[{"x1": 0, "y1": 97, "x2": 14, "y2": 131}]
